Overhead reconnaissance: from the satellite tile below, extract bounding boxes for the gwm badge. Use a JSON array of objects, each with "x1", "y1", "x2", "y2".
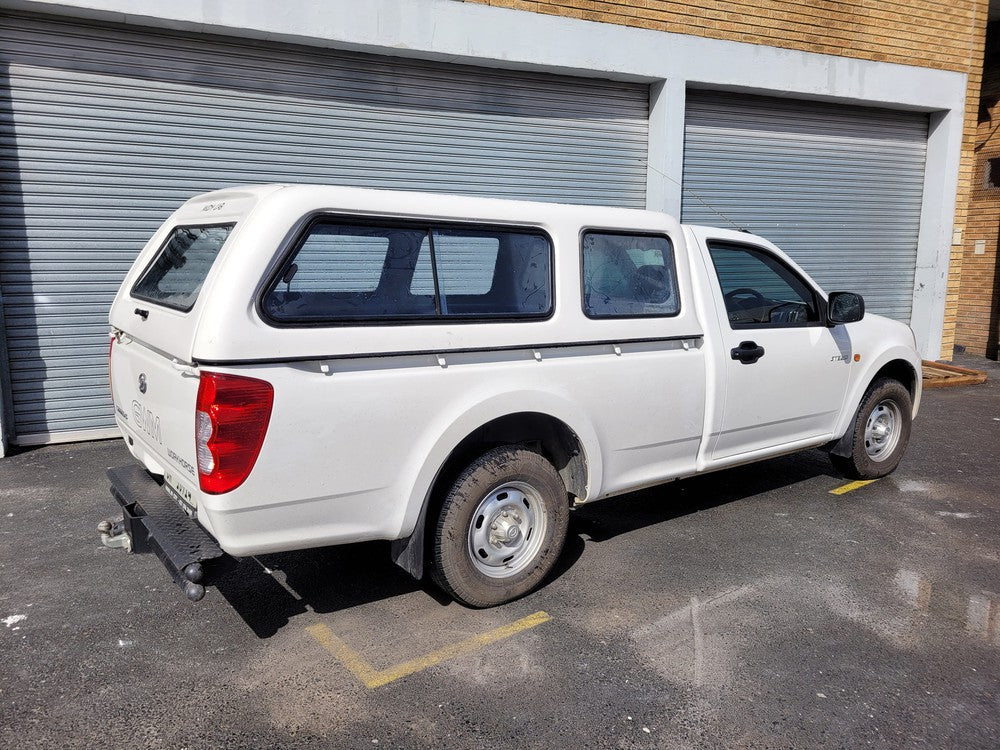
[{"x1": 138, "y1": 373, "x2": 147, "y2": 394}]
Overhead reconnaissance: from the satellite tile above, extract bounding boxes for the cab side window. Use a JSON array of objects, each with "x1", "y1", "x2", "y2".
[
  {"x1": 582, "y1": 232, "x2": 679, "y2": 318},
  {"x1": 708, "y1": 242, "x2": 819, "y2": 328}
]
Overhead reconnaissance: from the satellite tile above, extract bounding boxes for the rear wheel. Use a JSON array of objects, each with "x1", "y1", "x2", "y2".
[
  {"x1": 429, "y1": 446, "x2": 569, "y2": 608},
  {"x1": 830, "y1": 377, "x2": 912, "y2": 479}
]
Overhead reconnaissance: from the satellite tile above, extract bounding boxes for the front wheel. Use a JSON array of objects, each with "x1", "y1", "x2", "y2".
[
  {"x1": 429, "y1": 446, "x2": 569, "y2": 608},
  {"x1": 830, "y1": 377, "x2": 912, "y2": 479}
]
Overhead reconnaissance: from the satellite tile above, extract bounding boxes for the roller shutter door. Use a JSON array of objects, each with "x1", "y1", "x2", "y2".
[
  {"x1": 0, "y1": 13, "x2": 649, "y2": 444},
  {"x1": 682, "y1": 91, "x2": 927, "y2": 323}
]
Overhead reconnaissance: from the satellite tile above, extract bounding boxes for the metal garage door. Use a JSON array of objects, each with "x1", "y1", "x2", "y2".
[
  {"x1": 0, "y1": 13, "x2": 649, "y2": 445},
  {"x1": 682, "y1": 91, "x2": 927, "y2": 323}
]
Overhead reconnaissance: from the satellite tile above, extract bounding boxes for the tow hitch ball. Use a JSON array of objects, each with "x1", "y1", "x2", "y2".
[
  {"x1": 97, "y1": 519, "x2": 205, "y2": 601},
  {"x1": 98, "y1": 518, "x2": 131, "y2": 551}
]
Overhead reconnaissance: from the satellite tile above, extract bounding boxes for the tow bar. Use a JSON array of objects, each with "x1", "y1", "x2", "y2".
[{"x1": 101, "y1": 465, "x2": 233, "y2": 601}]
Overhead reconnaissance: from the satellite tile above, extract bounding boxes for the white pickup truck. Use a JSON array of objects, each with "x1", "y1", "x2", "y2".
[{"x1": 103, "y1": 184, "x2": 920, "y2": 607}]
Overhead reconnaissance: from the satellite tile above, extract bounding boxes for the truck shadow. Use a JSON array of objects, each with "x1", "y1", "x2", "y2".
[
  {"x1": 569, "y1": 447, "x2": 840, "y2": 544},
  {"x1": 216, "y1": 449, "x2": 843, "y2": 638}
]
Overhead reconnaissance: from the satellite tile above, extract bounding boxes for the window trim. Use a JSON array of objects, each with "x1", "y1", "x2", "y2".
[
  {"x1": 579, "y1": 228, "x2": 682, "y2": 320},
  {"x1": 130, "y1": 222, "x2": 237, "y2": 313},
  {"x1": 705, "y1": 239, "x2": 828, "y2": 330},
  {"x1": 257, "y1": 213, "x2": 556, "y2": 328}
]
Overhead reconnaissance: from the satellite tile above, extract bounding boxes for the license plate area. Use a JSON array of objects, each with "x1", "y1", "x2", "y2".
[{"x1": 163, "y1": 470, "x2": 196, "y2": 515}]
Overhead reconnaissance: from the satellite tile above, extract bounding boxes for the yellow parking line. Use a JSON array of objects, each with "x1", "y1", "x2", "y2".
[
  {"x1": 829, "y1": 479, "x2": 878, "y2": 495},
  {"x1": 306, "y1": 610, "x2": 551, "y2": 688}
]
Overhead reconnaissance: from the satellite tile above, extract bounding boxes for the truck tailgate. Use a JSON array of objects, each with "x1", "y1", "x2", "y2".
[{"x1": 111, "y1": 335, "x2": 201, "y2": 507}]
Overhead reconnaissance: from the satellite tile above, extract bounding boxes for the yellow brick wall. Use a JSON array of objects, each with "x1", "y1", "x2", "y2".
[
  {"x1": 474, "y1": 1, "x2": 982, "y2": 72},
  {"x1": 945, "y1": 11, "x2": 989, "y2": 360},
  {"x1": 956, "y1": 22, "x2": 1000, "y2": 359},
  {"x1": 468, "y1": 0, "x2": 990, "y2": 359}
]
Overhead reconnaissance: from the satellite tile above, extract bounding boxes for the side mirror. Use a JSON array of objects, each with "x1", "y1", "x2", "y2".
[{"x1": 827, "y1": 291, "x2": 865, "y2": 325}]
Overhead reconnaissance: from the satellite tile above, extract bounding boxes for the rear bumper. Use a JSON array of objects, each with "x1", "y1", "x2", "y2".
[{"x1": 107, "y1": 464, "x2": 234, "y2": 600}]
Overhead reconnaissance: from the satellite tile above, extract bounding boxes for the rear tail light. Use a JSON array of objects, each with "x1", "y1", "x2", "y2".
[{"x1": 195, "y1": 371, "x2": 273, "y2": 494}]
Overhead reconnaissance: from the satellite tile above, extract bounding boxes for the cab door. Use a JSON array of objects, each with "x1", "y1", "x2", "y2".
[{"x1": 702, "y1": 238, "x2": 852, "y2": 460}]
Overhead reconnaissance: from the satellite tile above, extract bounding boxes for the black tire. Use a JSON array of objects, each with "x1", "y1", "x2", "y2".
[
  {"x1": 429, "y1": 446, "x2": 569, "y2": 608},
  {"x1": 830, "y1": 377, "x2": 912, "y2": 480}
]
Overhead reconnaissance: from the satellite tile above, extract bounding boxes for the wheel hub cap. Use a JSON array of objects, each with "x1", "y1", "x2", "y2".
[
  {"x1": 468, "y1": 482, "x2": 548, "y2": 579},
  {"x1": 489, "y1": 508, "x2": 524, "y2": 548},
  {"x1": 864, "y1": 399, "x2": 902, "y2": 462}
]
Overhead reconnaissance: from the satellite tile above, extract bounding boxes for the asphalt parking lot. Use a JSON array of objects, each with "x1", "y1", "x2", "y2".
[{"x1": 2, "y1": 356, "x2": 999, "y2": 749}]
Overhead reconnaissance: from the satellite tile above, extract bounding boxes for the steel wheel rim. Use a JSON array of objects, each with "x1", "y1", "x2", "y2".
[
  {"x1": 468, "y1": 481, "x2": 548, "y2": 579},
  {"x1": 864, "y1": 399, "x2": 902, "y2": 462}
]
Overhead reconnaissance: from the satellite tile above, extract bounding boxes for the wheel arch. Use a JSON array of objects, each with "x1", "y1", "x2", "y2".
[
  {"x1": 828, "y1": 350, "x2": 921, "y2": 457},
  {"x1": 871, "y1": 358, "x2": 919, "y2": 402},
  {"x1": 390, "y1": 393, "x2": 602, "y2": 580}
]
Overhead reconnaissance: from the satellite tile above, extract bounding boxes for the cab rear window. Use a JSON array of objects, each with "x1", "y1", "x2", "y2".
[{"x1": 132, "y1": 224, "x2": 235, "y2": 312}]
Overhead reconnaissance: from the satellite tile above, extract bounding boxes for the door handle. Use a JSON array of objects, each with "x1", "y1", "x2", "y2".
[{"x1": 731, "y1": 340, "x2": 765, "y2": 364}]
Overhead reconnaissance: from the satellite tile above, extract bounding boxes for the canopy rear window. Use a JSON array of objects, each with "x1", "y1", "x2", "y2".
[{"x1": 132, "y1": 224, "x2": 235, "y2": 312}]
